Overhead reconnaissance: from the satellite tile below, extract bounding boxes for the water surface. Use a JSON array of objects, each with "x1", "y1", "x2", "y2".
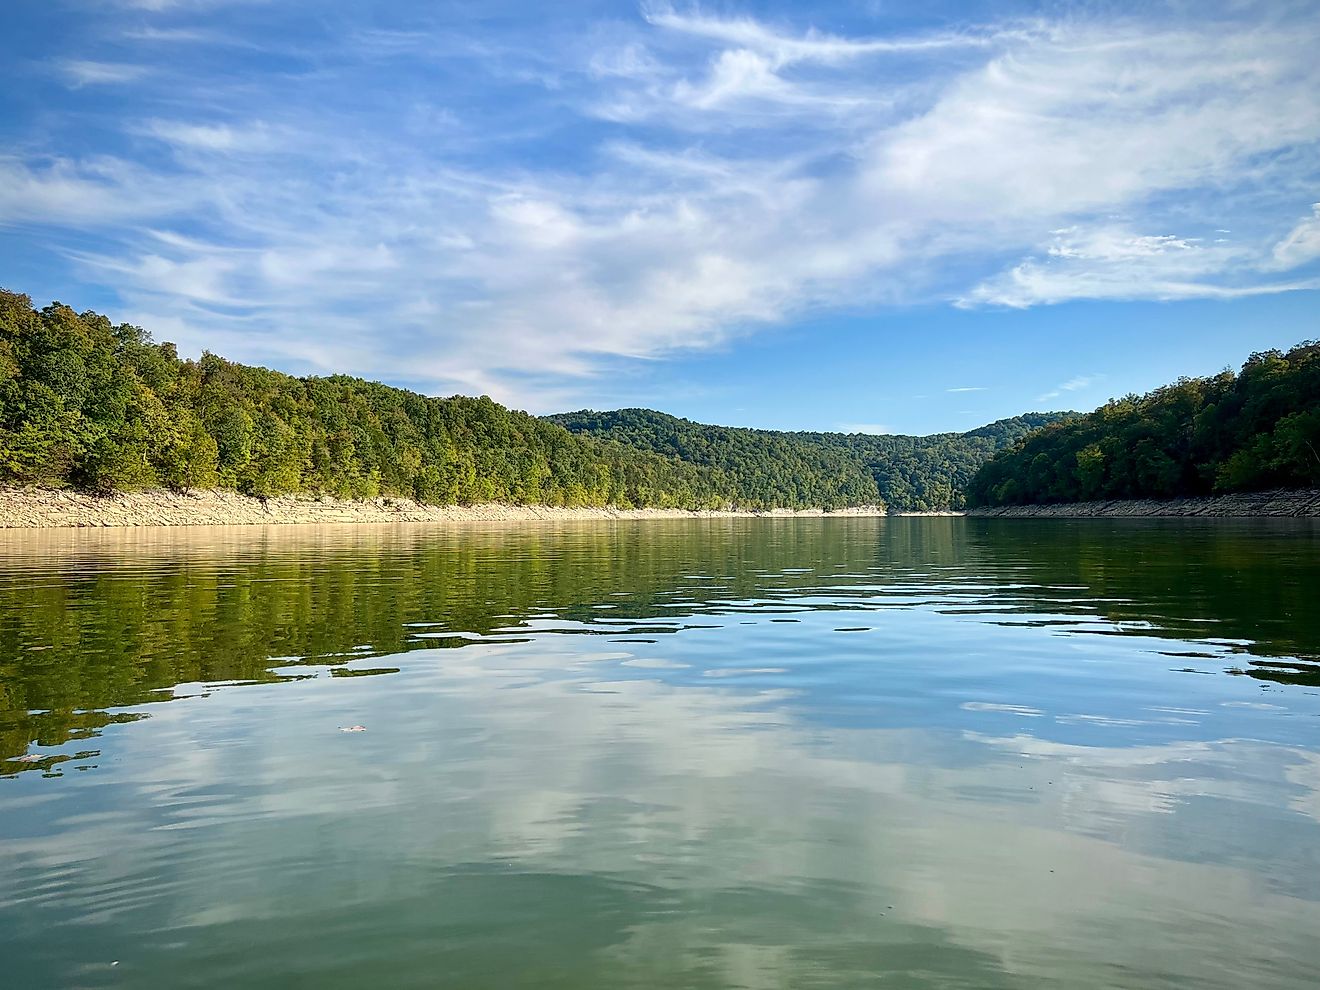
[{"x1": 2, "y1": 518, "x2": 1319, "y2": 988}]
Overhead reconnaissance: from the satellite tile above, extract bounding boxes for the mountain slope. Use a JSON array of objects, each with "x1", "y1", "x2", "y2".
[{"x1": 547, "y1": 409, "x2": 1072, "y2": 511}]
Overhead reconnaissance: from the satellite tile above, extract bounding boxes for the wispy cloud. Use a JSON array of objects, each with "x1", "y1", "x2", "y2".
[
  {"x1": 1038, "y1": 375, "x2": 1103, "y2": 403},
  {"x1": 141, "y1": 119, "x2": 283, "y2": 153},
  {"x1": 4, "y1": 2, "x2": 1320, "y2": 409},
  {"x1": 1272, "y1": 204, "x2": 1320, "y2": 270},
  {"x1": 964, "y1": 223, "x2": 1320, "y2": 307},
  {"x1": 55, "y1": 59, "x2": 148, "y2": 88},
  {"x1": 120, "y1": 25, "x2": 249, "y2": 46},
  {"x1": 946, "y1": 386, "x2": 986, "y2": 393},
  {"x1": 0, "y1": 155, "x2": 200, "y2": 224},
  {"x1": 642, "y1": 3, "x2": 997, "y2": 66},
  {"x1": 595, "y1": 2, "x2": 993, "y2": 118}
]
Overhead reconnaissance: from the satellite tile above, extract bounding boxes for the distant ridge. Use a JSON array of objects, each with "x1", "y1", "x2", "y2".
[{"x1": 548, "y1": 408, "x2": 1073, "y2": 512}]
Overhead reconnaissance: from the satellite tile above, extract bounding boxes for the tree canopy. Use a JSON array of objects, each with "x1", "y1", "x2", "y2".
[
  {"x1": 0, "y1": 287, "x2": 1077, "y2": 511},
  {"x1": 548, "y1": 409, "x2": 1070, "y2": 512},
  {"x1": 0, "y1": 290, "x2": 732, "y2": 509},
  {"x1": 967, "y1": 341, "x2": 1320, "y2": 507}
]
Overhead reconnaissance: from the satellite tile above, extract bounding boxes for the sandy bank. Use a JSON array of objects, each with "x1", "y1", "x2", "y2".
[
  {"x1": 967, "y1": 489, "x2": 1320, "y2": 518},
  {"x1": 0, "y1": 487, "x2": 888, "y2": 529}
]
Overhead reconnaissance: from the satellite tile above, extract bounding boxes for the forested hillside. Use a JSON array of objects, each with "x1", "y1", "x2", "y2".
[
  {"x1": 0, "y1": 288, "x2": 1077, "y2": 512},
  {"x1": 548, "y1": 409, "x2": 1069, "y2": 511},
  {"x1": 967, "y1": 341, "x2": 1320, "y2": 507},
  {"x1": 0, "y1": 291, "x2": 730, "y2": 508}
]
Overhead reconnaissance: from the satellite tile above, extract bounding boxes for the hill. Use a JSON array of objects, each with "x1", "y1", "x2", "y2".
[
  {"x1": 0, "y1": 291, "x2": 731, "y2": 509},
  {"x1": 0, "y1": 287, "x2": 1071, "y2": 512},
  {"x1": 967, "y1": 341, "x2": 1320, "y2": 507},
  {"x1": 547, "y1": 409, "x2": 1071, "y2": 511}
]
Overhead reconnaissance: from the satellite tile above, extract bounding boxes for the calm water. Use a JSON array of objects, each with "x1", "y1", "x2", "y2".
[{"x1": 2, "y1": 518, "x2": 1319, "y2": 989}]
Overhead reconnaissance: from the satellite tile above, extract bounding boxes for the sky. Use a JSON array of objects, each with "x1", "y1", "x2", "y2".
[{"x1": 2, "y1": 0, "x2": 1318, "y2": 435}]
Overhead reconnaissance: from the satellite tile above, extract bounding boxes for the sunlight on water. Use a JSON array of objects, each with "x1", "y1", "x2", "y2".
[{"x1": 2, "y1": 518, "x2": 1319, "y2": 988}]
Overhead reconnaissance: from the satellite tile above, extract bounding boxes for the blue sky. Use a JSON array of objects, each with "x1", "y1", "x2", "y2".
[{"x1": 2, "y1": 0, "x2": 1318, "y2": 435}]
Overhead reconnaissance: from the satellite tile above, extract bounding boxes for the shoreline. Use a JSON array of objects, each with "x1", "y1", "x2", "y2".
[
  {"x1": 0, "y1": 487, "x2": 889, "y2": 530},
  {"x1": 7, "y1": 486, "x2": 1316, "y2": 529},
  {"x1": 967, "y1": 489, "x2": 1320, "y2": 518}
]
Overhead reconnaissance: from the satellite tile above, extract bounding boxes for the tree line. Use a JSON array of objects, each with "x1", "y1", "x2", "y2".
[
  {"x1": 548, "y1": 409, "x2": 1069, "y2": 512},
  {"x1": 0, "y1": 291, "x2": 735, "y2": 508},
  {"x1": 0, "y1": 287, "x2": 1072, "y2": 511},
  {"x1": 967, "y1": 341, "x2": 1320, "y2": 506}
]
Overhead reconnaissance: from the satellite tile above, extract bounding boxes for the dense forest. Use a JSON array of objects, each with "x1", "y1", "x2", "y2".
[
  {"x1": 549, "y1": 409, "x2": 1068, "y2": 511},
  {"x1": 967, "y1": 341, "x2": 1320, "y2": 506},
  {"x1": 1, "y1": 289, "x2": 1061, "y2": 511},
  {"x1": 5, "y1": 289, "x2": 1315, "y2": 513},
  {"x1": 0, "y1": 291, "x2": 731, "y2": 509}
]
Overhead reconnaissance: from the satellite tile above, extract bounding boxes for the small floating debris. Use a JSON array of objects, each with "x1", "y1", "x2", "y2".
[{"x1": 338, "y1": 725, "x2": 367, "y2": 733}]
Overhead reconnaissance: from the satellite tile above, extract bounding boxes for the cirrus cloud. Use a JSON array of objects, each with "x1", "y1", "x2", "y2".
[{"x1": 3, "y1": 2, "x2": 1319, "y2": 409}]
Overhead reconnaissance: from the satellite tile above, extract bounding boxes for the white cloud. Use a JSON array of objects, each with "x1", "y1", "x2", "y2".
[
  {"x1": 642, "y1": 3, "x2": 996, "y2": 67},
  {"x1": 1272, "y1": 204, "x2": 1320, "y2": 270},
  {"x1": 970, "y1": 264, "x2": 1320, "y2": 309},
  {"x1": 121, "y1": 26, "x2": 215, "y2": 43},
  {"x1": 1038, "y1": 375, "x2": 1102, "y2": 403},
  {"x1": 964, "y1": 223, "x2": 1320, "y2": 308},
  {"x1": 143, "y1": 120, "x2": 282, "y2": 153},
  {"x1": 866, "y1": 22, "x2": 1320, "y2": 223},
  {"x1": 946, "y1": 386, "x2": 986, "y2": 394},
  {"x1": 672, "y1": 48, "x2": 791, "y2": 108},
  {"x1": 55, "y1": 59, "x2": 147, "y2": 87},
  {"x1": 0, "y1": 155, "x2": 199, "y2": 224},
  {"x1": 7, "y1": 4, "x2": 1320, "y2": 408},
  {"x1": 1046, "y1": 229, "x2": 1199, "y2": 262}
]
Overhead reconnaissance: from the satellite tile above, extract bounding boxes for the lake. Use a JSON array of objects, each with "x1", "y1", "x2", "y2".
[{"x1": 2, "y1": 517, "x2": 1319, "y2": 988}]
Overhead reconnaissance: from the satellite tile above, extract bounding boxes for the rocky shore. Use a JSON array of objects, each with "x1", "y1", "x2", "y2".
[
  {"x1": 8, "y1": 486, "x2": 1315, "y2": 529},
  {"x1": 0, "y1": 487, "x2": 887, "y2": 529},
  {"x1": 968, "y1": 489, "x2": 1320, "y2": 518}
]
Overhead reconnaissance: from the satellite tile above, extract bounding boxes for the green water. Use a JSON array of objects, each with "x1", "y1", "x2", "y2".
[{"x1": 2, "y1": 517, "x2": 1319, "y2": 988}]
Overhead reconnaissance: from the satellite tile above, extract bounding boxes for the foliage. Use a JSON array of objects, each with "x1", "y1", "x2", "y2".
[
  {"x1": 0, "y1": 290, "x2": 729, "y2": 509},
  {"x1": 966, "y1": 341, "x2": 1320, "y2": 506},
  {"x1": 0, "y1": 288, "x2": 1069, "y2": 511},
  {"x1": 548, "y1": 409, "x2": 1070, "y2": 512}
]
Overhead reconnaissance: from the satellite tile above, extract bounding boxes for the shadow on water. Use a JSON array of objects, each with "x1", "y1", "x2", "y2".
[{"x1": 2, "y1": 516, "x2": 1318, "y2": 771}]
